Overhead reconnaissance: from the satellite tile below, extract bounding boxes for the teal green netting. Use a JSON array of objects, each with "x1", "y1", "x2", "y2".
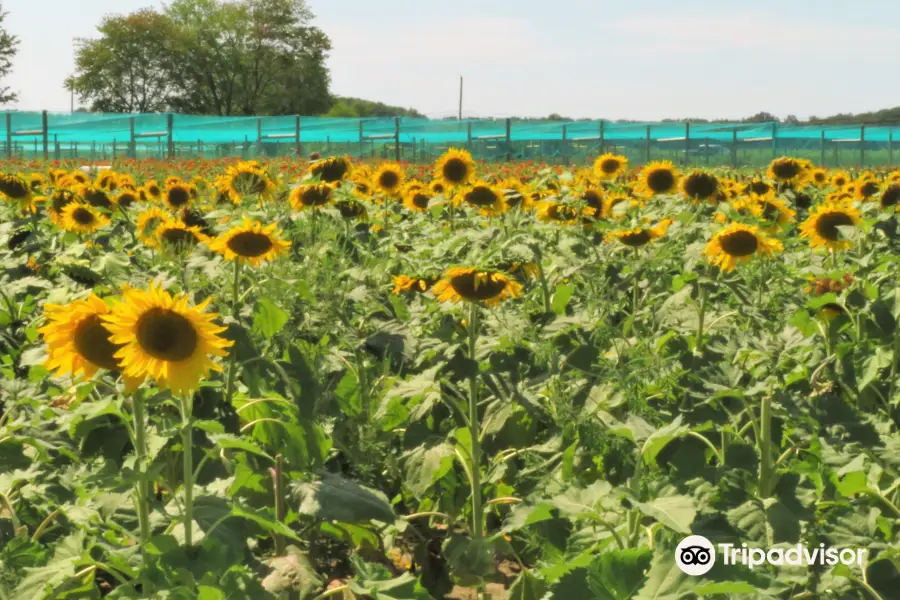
[{"x1": 2, "y1": 111, "x2": 897, "y2": 168}]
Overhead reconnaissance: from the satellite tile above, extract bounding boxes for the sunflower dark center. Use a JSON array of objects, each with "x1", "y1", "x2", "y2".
[
  {"x1": 860, "y1": 181, "x2": 880, "y2": 198},
  {"x1": 432, "y1": 182, "x2": 445, "y2": 194},
  {"x1": 600, "y1": 158, "x2": 621, "y2": 174},
  {"x1": 882, "y1": 185, "x2": 900, "y2": 208},
  {"x1": 465, "y1": 186, "x2": 499, "y2": 207},
  {"x1": 8, "y1": 228, "x2": 31, "y2": 250},
  {"x1": 814, "y1": 172, "x2": 827, "y2": 182},
  {"x1": 442, "y1": 158, "x2": 469, "y2": 183},
  {"x1": 746, "y1": 181, "x2": 771, "y2": 195},
  {"x1": 337, "y1": 200, "x2": 366, "y2": 218},
  {"x1": 771, "y1": 160, "x2": 801, "y2": 179},
  {"x1": 816, "y1": 211, "x2": 854, "y2": 241},
  {"x1": 411, "y1": 193, "x2": 431, "y2": 209},
  {"x1": 233, "y1": 171, "x2": 268, "y2": 194},
  {"x1": 582, "y1": 190, "x2": 604, "y2": 210},
  {"x1": 646, "y1": 169, "x2": 676, "y2": 193},
  {"x1": 167, "y1": 187, "x2": 191, "y2": 208},
  {"x1": 161, "y1": 228, "x2": 199, "y2": 247},
  {"x1": 227, "y1": 231, "x2": 274, "y2": 257},
  {"x1": 379, "y1": 171, "x2": 400, "y2": 190},
  {"x1": 314, "y1": 159, "x2": 350, "y2": 182},
  {"x1": 684, "y1": 173, "x2": 718, "y2": 198},
  {"x1": 0, "y1": 177, "x2": 30, "y2": 198},
  {"x1": 73, "y1": 207, "x2": 96, "y2": 225},
  {"x1": 148, "y1": 184, "x2": 161, "y2": 196},
  {"x1": 450, "y1": 272, "x2": 508, "y2": 301},
  {"x1": 619, "y1": 230, "x2": 652, "y2": 246},
  {"x1": 84, "y1": 189, "x2": 112, "y2": 209},
  {"x1": 118, "y1": 193, "x2": 137, "y2": 208},
  {"x1": 301, "y1": 186, "x2": 331, "y2": 206},
  {"x1": 136, "y1": 308, "x2": 198, "y2": 362},
  {"x1": 720, "y1": 230, "x2": 759, "y2": 256},
  {"x1": 73, "y1": 315, "x2": 121, "y2": 371},
  {"x1": 793, "y1": 192, "x2": 812, "y2": 209},
  {"x1": 356, "y1": 182, "x2": 370, "y2": 194}
]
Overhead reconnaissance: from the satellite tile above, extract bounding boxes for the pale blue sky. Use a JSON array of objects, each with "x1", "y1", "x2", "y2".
[{"x1": 4, "y1": 0, "x2": 900, "y2": 120}]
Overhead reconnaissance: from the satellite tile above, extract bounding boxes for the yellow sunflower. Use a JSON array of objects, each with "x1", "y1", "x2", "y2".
[
  {"x1": 809, "y1": 168, "x2": 829, "y2": 187},
  {"x1": 579, "y1": 187, "x2": 605, "y2": 215},
  {"x1": 163, "y1": 182, "x2": 194, "y2": 211},
  {"x1": 636, "y1": 161, "x2": 680, "y2": 196},
  {"x1": 101, "y1": 283, "x2": 233, "y2": 394},
  {"x1": 143, "y1": 180, "x2": 163, "y2": 202},
  {"x1": 335, "y1": 198, "x2": 368, "y2": 219},
  {"x1": 767, "y1": 157, "x2": 809, "y2": 185},
  {"x1": 38, "y1": 294, "x2": 143, "y2": 390},
  {"x1": 887, "y1": 171, "x2": 900, "y2": 185},
  {"x1": 744, "y1": 178, "x2": 774, "y2": 197},
  {"x1": 0, "y1": 173, "x2": 37, "y2": 212},
  {"x1": 799, "y1": 200, "x2": 861, "y2": 251},
  {"x1": 165, "y1": 176, "x2": 183, "y2": 188},
  {"x1": 593, "y1": 153, "x2": 629, "y2": 180},
  {"x1": 879, "y1": 182, "x2": 900, "y2": 211},
  {"x1": 74, "y1": 184, "x2": 114, "y2": 210},
  {"x1": 536, "y1": 201, "x2": 582, "y2": 224},
  {"x1": 95, "y1": 170, "x2": 119, "y2": 192},
  {"x1": 289, "y1": 183, "x2": 333, "y2": 210},
  {"x1": 392, "y1": 275, "x2": 439, "y2": 294},
  {"x1": 429, "y1": 179, "x2": 447, "y2": 196},
  {"x1": 60, "y1": 203, "x2": 110, "y2": 234},
  {"x1": 47, "y1": 188, "x2": 78, "y2": 224},
  {"x1": 434, "y1": 148, "x2": 476, "y2": 189},
  {"x1": 456, "y1": 182, "x2": 506, "y2": 215},
  {"x1": 854, "y1": 177, "x2": 881, "y2": 201},
  {"x1": 224, "y1": 161, "x2": 276, "y2": 202},
  {"x1": 309, "y1": 156, "x2": 353, "y2": 183},
  {"x1": 69, "y1": 170, "x2": 91, "y2": 185},
  {"x1": 153, "y1": 218, "x2": 209, "y2": 250},
  {"x1": 431, "y1": 267, "x2": 523, "y2": 306},
  {"x1": 115, "y1": 189, "x2": 140, "y2": 210},
  {"x1": 403, "y1": 188, "x2": 435, "y2": 213},
  {"x1": 498, "y1": 178, "x2": 532, "y2": 210},
  {"x1": 603, "y1": 192, "x2": 636, "y2": 219},
  {"x1": 703, "y1": 222, "x2": 783, "y2": 272},
  {"x1": 208, "y1": 217, "x2": 290, "y2": 266},
  {"x1": 373, "y1": 163, "x2": 406, "y2": 197},
  {"x1": 136, "y1": 207, "x2": 169, "y2": 245},
  {"x1": 607, "y1": 219, "x2": 673, "y2": 247},
  {"x1": 830, "y1": 171, "x2": 851, "y2": 189},
  {"x1": 28, "y1": 172, "x2": 47, "y2": 193},
  {"x1": 681, "y1": 170, "x2": 720, "y2": 203}
]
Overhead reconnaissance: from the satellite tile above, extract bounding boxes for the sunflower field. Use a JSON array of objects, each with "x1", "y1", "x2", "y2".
[{"x1": 1, "y1": 150, "x2": 900, "y2": 600}]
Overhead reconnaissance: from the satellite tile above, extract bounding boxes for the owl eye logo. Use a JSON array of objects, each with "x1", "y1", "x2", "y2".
[{"x1": 680, "y1": 546, "x2": 712, "y2": 565}]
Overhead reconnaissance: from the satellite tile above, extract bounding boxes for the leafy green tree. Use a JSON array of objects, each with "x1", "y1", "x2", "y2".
[
  {"x1": 0, "y1": 4, "x2": 19, "y2": 105},
  {"x1": 66, "y1": 9, "x2": 176, "y2": 113}
]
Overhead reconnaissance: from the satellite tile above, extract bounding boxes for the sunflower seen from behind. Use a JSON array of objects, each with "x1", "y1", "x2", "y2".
[
  {"x1": 224, "y1": 161, "x2": 276, "y2": 203},
  {"x1": 209, "y1": 217, "x2": 290, "y2": 266},
  {"x1": 153, "y1": 218, "x2": 209, "y2": 251},
  {"x1": 704, "y1": 222, "x2": 783, "y2": 273},
  {"x1": 309, "y1": 156, "x2": 353, "y2": 183},
  {"x1": 593, "y1": 153, "x2": 629, "y2": 180},
  {"x1": 38, "y1": 294, "x2": 142, "y2": 390},
  {"x1": 607, "y1": 218, "x2": 673, "y2": 247},
  {"x1": 880, "y1": 182, "x2": 900, "y2": 211},
  {"x1": 434, "y1": 148, "x2": 476, "y2": 189},
  {"x1": 636, "y1": 161, "x2": 680, "y2": 196},
  {"x1": 289, "y1": 183, "x2": 333, "y2": 211},
  {"x1": 392, "y1": 275, "x2": 439, "y2": 295},
  {"x1": 102, "y1": 283, "x2": 233, "y2": 394},
  {"x1": 799, "y1": 199, "x2": 861, "y2": 251},
  {"x1": 432, "y1": 267, "x2": 523, "y2": 307}
]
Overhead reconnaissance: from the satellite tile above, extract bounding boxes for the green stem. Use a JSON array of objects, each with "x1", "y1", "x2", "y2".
[
  {"x1": 0, "y1": 490, "x2": 20, "y2": 533},
  {"x1": 180, "y1": 394, "x2": 194, "y2": 547},
  {"x1": 696, "y1": 279, "x2": 707, "y2": 353},
  {"x1": 467, "y1": 302, "x2": 484, "y2": 540},
  {"x1": 758, "y1": 395, "x2": 774, "y2": 498},
  {"x1": 132, "y1": 396, "x2": 151, "y2": 557},
  {"x1": 271, "y1": 454, "x2": 286, "y2": 556},
  {"x1": 224, "y1": 260, "x2": 243, "y2": 409},
  {"x1": 632, "y1": 248, "x2": 640, "y2": 317}
]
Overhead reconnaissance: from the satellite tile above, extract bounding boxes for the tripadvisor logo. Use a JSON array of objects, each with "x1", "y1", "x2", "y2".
[{"x1": 676, "y1": 535, "x2": 867, "y2": 576}]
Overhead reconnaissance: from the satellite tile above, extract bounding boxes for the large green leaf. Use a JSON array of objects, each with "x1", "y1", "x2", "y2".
[
  {"x1": 586, "y1": 549, "x2": 652, "y2": 600},
  {"x1": 634, "y1": 496, "x2": 696, "y2": 535},
  {"x1": 294, "y1": 474, "x2": 396, "y2": 524},
  {"x1": 508, "y1": 570, "x2": 548, "y2": 600}
]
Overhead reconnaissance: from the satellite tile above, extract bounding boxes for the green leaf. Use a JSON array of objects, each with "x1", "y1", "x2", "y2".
[
  {"x1": 403, "y1": 443, "x2": 456, "y2": 497},
  {"x1": 634, "y1": 496, "x2": 696, "y2": 535},
  {"x1": 586, "y1": 549, "x2": 652, "y2": 600},
  {"x1": 551, "y1": 283, "x2": 575, "y2": 315},
  {"x1": 633, "y1": 550, "x2": 696, "y2": 600},
  {"x1": 693, "y1": 581, "x2": 758, "y2": 595},
  {"x1": 641, "y1": 417, "x2": 687, "y2": 466},
  {"x1": 294, "y1": 474, "x2": 396, "y2": 524},
  {"x1": 442, "y1": 535, "x2": 495, "y2": 587},
  {"x1": 197, "y1": 585, "x2": 226, "y2": 600},
  {"x1": 508, "y1": 570, "x2": 548, "y2": 600},
  {"x1": 209, "y1": 433, "x2": 273, "y2": 461},
  {"x1": 253, "y1": 297, "x2": 290, "y2": 339}
]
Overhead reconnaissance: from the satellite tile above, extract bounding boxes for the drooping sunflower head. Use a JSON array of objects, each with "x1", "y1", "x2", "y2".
[
  {"x1": 101, "y1": 283, "x2": 233, "y2": 394},
  {"x1": 74, "y1": 184, "x2": 114, "y2": 210},
  {"x1": 744, "y1": 178, "x2": 774, "y2": 197},
  {"x1": 289, "y1": 183, "x2": 333, "y2": 211},
  {"x1": 637, "y1": 161, "x2": 680, "y2": 196},
  {"x1": 879, "y1": 183, "x2": 900, "y2": 211},
  {"x1": 47, "y1": 188, "x2": 78, "y2": 223},
  {"x1": 887, "y1": 171, "x2": 900, "y2": 185},
  {"x1": 681, "y1": 170, "x2": 719, "y2": 203},
  {"x1": 0, "y1": 173, "x2": 35, "y2": 211},
  {"x1": 373, "y1": 163, "x2": 406, "y2": 197},
  {"x1": 703, "y1": 222, "x2": 784, "y2": 272},
  {"x1": 136, "y1": 207, "x2": 169, "y2": 244},
  {"x1": 309, "y1": 156, "x2": 353, "y2": 183},
  {"x1": 755, "y1": 195, "x2": 797, "y2": 227},
  {"x1": 28, "y1": 172, "x2": 47, "y2": 193},
  {"x1": 431, "y1": 267, "x2": 523, "y2": 306},
  {"x1": 95, "y1": 170, "x2": 119, "y2": 192},
  {"x1": 593, "y1": 153, "x2": 629, "y2": 180},
  {"x1": 497, "y1": 178, "x2": 530, "y2": 210},
  {"x1": 434, "y1": 148, "x2": 476, "y2": 188},
  {"x1": 208, "y1": 217, "x2": 291, "y2": 266},
  {"x1": 392, "y1": 275, "x2": 439, "y2": 295},
  {"x1": 335, "y1": 198, "x2": 368, "y2": 219},
  {"x1": 602, "y1": 193, "x2": 635, "y2": 220},
  {"x1": 153, "y1": 218, "x2": 209, "y2": 251},
  {"x1": 606, "y1": 218, "x2": 673, "y2": 247},
  {"x1": 799, "y1": 200, "x2": 861, "y2": 251},
  {"x1": 38, "y1": 295, "x2": 139, "y2": 387},
  {"x1": 164, "y1": 182, "x2": 193, "y2": 211},
  {"x1": 536, "y1": 200, "x2": 581, "y2": 224},
  {"x1": 403, "y1": 188, "x2": 435, "y2": 213},
  {"x1": 580, "y1": 187, "x2": 605, "y2": 214},
  {"x1": 59, "y1": 202, "x2": 110, "y2": 234},
  {"x1": 767, "y1": 157, "x2": 809, "y2": 185},
  {"x1": 69, "y1": 170, "x2": 90, "y2": 185},
  {"x1": 115, "y1": 189, "x2": 141, "y2": 210},
  {"x1": 457, "y1": 182, "x2": 506, "y2": 215}
]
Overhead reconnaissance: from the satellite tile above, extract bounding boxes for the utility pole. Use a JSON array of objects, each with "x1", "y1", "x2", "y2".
[{"x1": 458, "y1": 76, "x2": 463, "y2": 120}]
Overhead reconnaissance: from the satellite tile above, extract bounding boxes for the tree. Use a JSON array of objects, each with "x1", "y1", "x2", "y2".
[
  {"x1": 0, "y1": 5, "x2": 19, "y2": 104},
  {"x1": 743, "y1": 112, "x2": 779, "y2": 123},
  {"x1": 164, "y1": 0, "x2": 332, "y2": 116},
  {"x1": 66, "y1": 9, "x2": 176, "y2": 113}
]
